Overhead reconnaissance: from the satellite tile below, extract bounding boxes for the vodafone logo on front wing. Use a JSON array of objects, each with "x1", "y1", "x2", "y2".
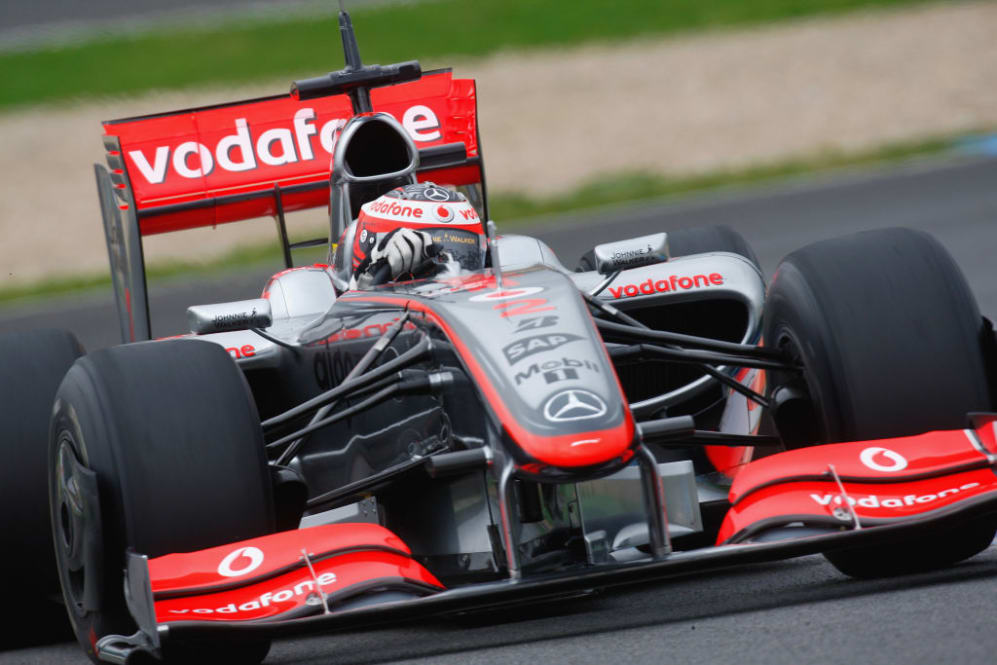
[
  {"x1": 859, "y1": 447, "x2": 908, "y2": 473},
  {"x1": 217, "y1": 546, "x2": 265, "y2": 578},
  {"x1": 811, "y1": 481, "x2": 980, "y2": 509},
  {"x1": 126, "y1": 104, "x2": 442, "y2": 185}
]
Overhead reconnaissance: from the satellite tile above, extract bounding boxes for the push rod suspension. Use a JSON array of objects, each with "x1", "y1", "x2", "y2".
[
  {"x1": 263, "y1": 324, "x2": 424, "y2": 432},
  {"x1": 595, "y1": 317, "x2": 786, "y2": 361}
]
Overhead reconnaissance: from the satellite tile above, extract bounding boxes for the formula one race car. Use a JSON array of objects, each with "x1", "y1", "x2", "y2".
[{"x1": 3, "y1": 8, "x2": 997, "y2": 665}]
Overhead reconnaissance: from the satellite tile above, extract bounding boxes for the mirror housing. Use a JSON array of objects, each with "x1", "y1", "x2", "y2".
[
  {"x1": 591, "y1": 233, "x2": 669, "y2": 274},
  {"x1": 187, "y1": 299, "x2": 272, "y2": 335}
]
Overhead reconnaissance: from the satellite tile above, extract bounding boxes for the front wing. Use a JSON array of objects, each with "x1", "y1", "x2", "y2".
[{"x1": 97, "y1": 416, "x2": 997, "y2": 663}]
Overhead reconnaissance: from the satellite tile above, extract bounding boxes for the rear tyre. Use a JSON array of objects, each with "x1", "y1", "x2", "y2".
[
  {"x1": 763, "y1": 227, "x2": 996, "y2": 578},
  {"x1": 576, "y1": 225, "x2": 760, "y2": 272},
  {"x1": 0, "y1": 329, "x2": 83, "y2": 646},
  {"x1": 49, "y1": 340, "x2": 275, "y2": 664}
]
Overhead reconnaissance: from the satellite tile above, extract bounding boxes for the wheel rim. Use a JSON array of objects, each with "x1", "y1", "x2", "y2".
[
  {"x1": 771, "y1": 329, "x2": 822, "y2": 448},
  {"x1": 53, "y1": 433, "x2": 91, "y2": 617}
]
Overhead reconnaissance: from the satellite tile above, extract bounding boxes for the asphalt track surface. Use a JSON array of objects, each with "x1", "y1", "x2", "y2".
[{"x1": 2, "y1": 154, "x2": 997, "y2": 664}]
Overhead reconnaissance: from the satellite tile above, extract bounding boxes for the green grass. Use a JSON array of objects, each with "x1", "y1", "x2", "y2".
[
  {"x1": 0, "y1": 0, "x2": 941, "y2": 110},
  {"x1": 0, "y1": 130, "x2": 973, "y2": 307}
]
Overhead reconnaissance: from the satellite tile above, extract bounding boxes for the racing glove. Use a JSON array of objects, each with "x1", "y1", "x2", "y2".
[{"x1": 352, "y1": 227, "x2": 437, "y2": 289}]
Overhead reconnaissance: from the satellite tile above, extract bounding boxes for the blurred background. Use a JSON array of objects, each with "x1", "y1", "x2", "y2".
[
  {"x1": 2, "y1": 4, "x2": 997, "y2": 663},
  {"x1": 0, "y1": 0, "x2": 995, "y2": 343}
]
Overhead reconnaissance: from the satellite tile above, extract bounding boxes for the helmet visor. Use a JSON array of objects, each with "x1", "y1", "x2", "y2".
[{"x1": 426, "y1": 227, "x2": 485, "y2": 271}]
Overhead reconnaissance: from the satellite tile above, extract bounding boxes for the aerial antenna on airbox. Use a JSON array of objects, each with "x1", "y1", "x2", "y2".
[
  {"x1": 337, "y1": 1, "x2": 371, "y2": 113},
  {"x1": 290, "y1": 3, "x2": 421, "y2": 114}
]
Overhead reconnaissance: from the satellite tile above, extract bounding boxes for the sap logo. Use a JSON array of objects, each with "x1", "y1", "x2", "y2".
[
  {"x1": 503, "y1": 333, "x2": 582, "y2": 364},
  {"x1": 514, "y1": 357, "x2": 600, "y2": 385}
]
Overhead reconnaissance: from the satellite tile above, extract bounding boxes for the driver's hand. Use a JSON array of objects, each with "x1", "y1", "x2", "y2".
[{"x1": 353, "y1": 228, "x2": 436, "y2": 289}]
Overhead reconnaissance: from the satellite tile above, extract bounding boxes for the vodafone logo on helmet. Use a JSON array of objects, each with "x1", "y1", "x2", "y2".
[
  {"x1": 859, "y1": 447, "x2": 908, "y2": 473},
  {"x1": 433, "y1": 205, "x2": 454, "y2": 223},
  {"x1": 217, "y1": 546, "x2": 265, "y2": 578},
  {"x1": 360, "y1": 198, "x2": 479, "y2": 226},
  {"x1": 126, "y1": 105, "x2": 442, "y2": 185}
]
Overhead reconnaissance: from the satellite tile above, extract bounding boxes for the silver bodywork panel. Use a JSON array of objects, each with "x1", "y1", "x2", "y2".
[
  {"x1": 186, "y1": 298, "x2": 272, "y2": 335},
  {"x1": 592, "y1": 232, "x2": 670, "y2": 273}
]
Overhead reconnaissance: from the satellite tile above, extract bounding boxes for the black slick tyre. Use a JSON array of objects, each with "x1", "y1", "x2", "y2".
[
  {"x1": 49, "y1": 339, "x2": 275, "y2": 664},
  {"x1": 763, "y1": 227, "x2": 995, "y2": 578},
  {"x1": 576, "y1": 225, "x2": 760, "y2": 272},
  {"x1": 0, "y1": 329, "x2": 83, "y2": 645}
]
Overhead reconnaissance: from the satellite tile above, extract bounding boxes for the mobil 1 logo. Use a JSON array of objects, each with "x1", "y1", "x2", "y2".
[{"x1": 514, "y1": 357, "x2": 601, "y2": 386}]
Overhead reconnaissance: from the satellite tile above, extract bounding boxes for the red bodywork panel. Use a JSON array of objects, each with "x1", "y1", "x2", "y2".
[
  {"x1": 718, "y1": 421, "x2": 997, "y2": 544},
  {"x1": 102, "y1": 71, "x2": 479, "y2": 235},
  {"x1": 148, "y1": 523, "x2": 443, "y2": 624}
]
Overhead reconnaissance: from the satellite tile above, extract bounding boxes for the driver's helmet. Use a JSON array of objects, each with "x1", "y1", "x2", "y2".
[{"x1": 347, "y1": 182, "x2": 487, "y2": 274}]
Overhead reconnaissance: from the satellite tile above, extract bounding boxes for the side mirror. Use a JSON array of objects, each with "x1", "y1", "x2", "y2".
[
  {"x1": 187, "y1": 299, "x2": 272, "y2": 335},
  {"x1": 591, "y1": 233, "x2": 669, "y2": 274}
]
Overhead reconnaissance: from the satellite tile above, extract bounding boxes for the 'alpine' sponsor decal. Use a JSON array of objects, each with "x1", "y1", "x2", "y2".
[
  {"x1": 609, "y1": 273, "x2": 724, "y2": 299},
  {"x1": 503, "y1": 333, "x2": 582, "y2": 364}
]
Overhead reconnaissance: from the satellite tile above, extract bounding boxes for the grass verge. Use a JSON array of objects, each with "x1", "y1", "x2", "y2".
[
  {"x1": 0, "y1": 130, "x2": 981, "y2": 307},
  {"x1": 1, "y1": 0, "x2": 940, "y2": 110}
]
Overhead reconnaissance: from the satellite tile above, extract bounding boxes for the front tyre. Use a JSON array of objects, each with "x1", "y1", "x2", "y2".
[
  {"x1": 49, "y1": 340, "x2": 275, "y2": 664},
  {"x1": 763, "y1": 227, "x2": 995, "y2": 578}
]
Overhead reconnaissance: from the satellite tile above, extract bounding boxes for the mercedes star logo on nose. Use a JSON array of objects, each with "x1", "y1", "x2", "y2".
[
  {"x1": 423, "y1": 186, "x2": 450, "y2": 201},
  {"x1": 543, "y1": 389, "x2": 608, "y2": 422}
]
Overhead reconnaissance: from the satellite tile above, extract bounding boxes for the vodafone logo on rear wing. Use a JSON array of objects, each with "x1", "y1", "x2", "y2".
[
  {"x1": 102, "y1": 71, "x2": 480, "y2": 224},
  {"x1": 127, "y1": 105, "x2": 442, "y2": 185}
]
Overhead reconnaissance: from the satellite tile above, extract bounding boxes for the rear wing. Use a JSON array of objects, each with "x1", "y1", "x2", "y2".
[{"x1": 95, "y1": 69, "x2": 485, "y2": 342}]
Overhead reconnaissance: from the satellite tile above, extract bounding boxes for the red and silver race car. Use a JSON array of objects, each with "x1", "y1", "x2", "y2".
[{"x1": 3, "y1": 7, "x2": 996, "y2": 664}]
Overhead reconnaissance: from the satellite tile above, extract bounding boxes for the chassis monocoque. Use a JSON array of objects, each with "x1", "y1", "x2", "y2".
[{"x1": 3, "y1": 9, "x2": 997, "y2": 665}]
